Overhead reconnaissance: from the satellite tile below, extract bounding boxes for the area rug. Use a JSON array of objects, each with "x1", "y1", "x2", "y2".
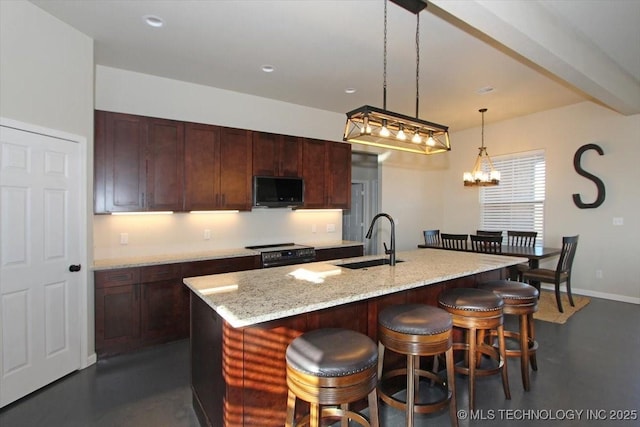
[{"x1": 533, "y1": 290, "x2": 590, "y2": 324}]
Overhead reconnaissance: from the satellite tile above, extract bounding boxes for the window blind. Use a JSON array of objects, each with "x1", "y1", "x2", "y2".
[{"x1": 480, "y1": 150, "x2": 546, "y2": 246}]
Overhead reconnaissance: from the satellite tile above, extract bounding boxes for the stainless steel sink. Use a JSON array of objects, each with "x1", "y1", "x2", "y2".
[{"x1": 339, "y1": 258, "x2": 404, "y2": 270}]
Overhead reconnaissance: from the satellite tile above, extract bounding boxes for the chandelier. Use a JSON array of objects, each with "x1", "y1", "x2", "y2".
[
  {"x1": 463, "y1": 108, "x2": 500, "y2": 186},
  {"x1": 343, "y1": 0, "x2": 451, "y2": 155}
]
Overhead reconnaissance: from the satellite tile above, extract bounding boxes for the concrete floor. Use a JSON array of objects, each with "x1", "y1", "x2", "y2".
[{"x1": 1, "y1": 296, "x2": 638, "y2": 427}]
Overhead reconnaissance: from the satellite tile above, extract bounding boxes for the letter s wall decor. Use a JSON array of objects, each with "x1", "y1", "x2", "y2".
[{"x1": 572, "y1": 143, "x2": 606, "y2": 209}]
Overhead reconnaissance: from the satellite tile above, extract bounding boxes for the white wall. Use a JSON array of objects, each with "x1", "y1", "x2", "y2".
[
  {"x1": 0, "y1": 0, "x2": 95, "y2": 360},
  {"x1": 442, "y1": 102, "x2": 640, "y2": 303}
]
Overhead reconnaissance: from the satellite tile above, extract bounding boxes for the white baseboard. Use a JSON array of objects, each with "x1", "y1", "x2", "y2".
[
  {"x1": 540, "y1": 284, "x2": 640, "y2": 304},
  {"x1": 83, "y1": 353, "x2": 97, "y2": 369}
]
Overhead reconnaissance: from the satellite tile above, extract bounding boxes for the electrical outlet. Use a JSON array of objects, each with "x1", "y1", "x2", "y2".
[
  {"x1": 311, "y1": 224, "x2": 317, "y2": 233},
  {"x1": 326, "y1": 223, "x2": 336, "y2": 233},
  {"x1": 204, "y1": 229, "x2": 211, "y2": 240},
  {"x1": 596, "y1": 269, "x2": 603, "y2": 279},
  {"x1": 613, "y1": 217, "x2": 624, "y2": 226},
  {"x1": 120, "y1": 233, "x2": 129, "y2": 245}
]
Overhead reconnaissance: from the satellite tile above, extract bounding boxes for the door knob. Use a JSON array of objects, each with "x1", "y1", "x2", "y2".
[{"x1": 69, "y1": 264, "x2": 81, "y2": 272}]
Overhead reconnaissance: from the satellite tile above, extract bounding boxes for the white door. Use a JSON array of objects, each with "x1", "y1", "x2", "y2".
[{"x1": 0, "y1": 125, "x2": 82, "y2": 407}]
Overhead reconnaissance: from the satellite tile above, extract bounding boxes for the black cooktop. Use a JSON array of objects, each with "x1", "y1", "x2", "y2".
[{"x1": 245, "y1": 243, "x2": 312, "y2": 252}]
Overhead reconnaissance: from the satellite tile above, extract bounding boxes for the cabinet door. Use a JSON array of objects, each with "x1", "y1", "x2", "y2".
[
  {"x1": 219, "y1": 127, "x2": 252, "y2": 210},
  {"x1": 327, "y1": 142, "x2": 351, "y2": 209},
  {"x1": 279, "y1": 135, "x2": 302, "y2": 177},
  {"x1": 252, "y1": 131, "x2": 279, "y2": 176},
  {"x1": 302, "y1": 138, "x2": 328, "y2": 208},
  {"x1": 96, "y1": 111, "x2": 147, "y2": 213},
  {"x1": 95, "y1": 268, "x2": 141, "y2": 356},
  {"x1": 95, "y1": 285, "x2": 141, "y2": 355},
  {"x1": 184, "y1": 123, "x2": 220, "y2": 211},
  {"x1": 140, "y1": 264, "x2": 187, "y2": 342},
  {"x1": 146, "y1": 118, "x2": 184, "y2": 211}
]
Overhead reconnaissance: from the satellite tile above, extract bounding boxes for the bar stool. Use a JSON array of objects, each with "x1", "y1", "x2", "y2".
[
  {"x1": 377, "y1": 304, "x2": 458, "y2": 427},
  {"x1": 285, "y1": 328, "x2": 379, "y2": 427},
  {"x1": 478, "y1": 280, "x2": 539, "y2": 391},
  {"x1": 438, "y1": 288, "x2": 511, "y2": 411}
]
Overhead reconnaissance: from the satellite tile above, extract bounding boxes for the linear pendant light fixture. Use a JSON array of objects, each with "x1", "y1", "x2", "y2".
[
  {"x1": 343, "y1": 0, "x2": 451, "y2": 155},
  {"x1": 463, "y1": 108, "x2": 500, "y2": 186}
]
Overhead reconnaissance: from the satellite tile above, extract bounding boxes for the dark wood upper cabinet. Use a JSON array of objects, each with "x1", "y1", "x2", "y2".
[
  {"x1": 302, "y1": 138, "x2": 351, "y2": 209},
  {"x1": 302, "y1": 138, "x2": 328, "y2": 208},
  {"x1": 327, "y1": 142, "x2": 351, "y2": 209},
  {"x1": 218, "y1": 127, "x2": 253, "y2": 210},
  {"x1": 184, "y1": 123, "x2": 252, "y2": 211},
  {"x1": 184, "y1": 122, "x2": 220, "y2": 211},
  {"x1": 146, "y1": 118, "x2": 184, "y2": 211},
  {"x1": 253, "y1": 132, "x2": 302, "y2": 177},
  {"x1": 94, "y1": 111, "x2": 183, "y2": 213}
]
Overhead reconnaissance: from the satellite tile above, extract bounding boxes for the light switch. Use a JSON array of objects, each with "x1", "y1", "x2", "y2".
[
  {"x1": 120, "y1": 233, "x2": 129, "y2": 245},
  {"x1": 326, "y1": 224, "x2": 336, "y2": 233},
  {"x1": 204, "y1": 229, "x2": 211, "y2": 240}
]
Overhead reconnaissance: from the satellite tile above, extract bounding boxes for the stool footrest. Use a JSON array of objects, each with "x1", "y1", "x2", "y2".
[
  {"x1": 378, "y1": 368, "x2": 452, "y2": 414},
  {"x1": 452, "y1": 342, "x2": 505, "y2": 377}
]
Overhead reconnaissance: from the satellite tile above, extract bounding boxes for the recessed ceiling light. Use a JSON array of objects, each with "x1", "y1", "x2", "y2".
[
  {"x1": 143, "y1": 15, "x2": 164, "y2": 28},
  {"x1": 345, "y1": 88, "x2": 357, "y2": 94},
  {"x1": 261, "y1": 65, "x2": 275, "y2": 73},
  {"x1": 476, "y1": 86, "x2": 495, "y2": 95}
]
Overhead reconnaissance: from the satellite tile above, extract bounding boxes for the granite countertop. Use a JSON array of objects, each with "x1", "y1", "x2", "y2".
[
  {"x1": 92, "y1": 240, "x2": 363, "y2": 270},
  {"x1": 183, "y1": 249, "x2": 526, "y2": 328}
]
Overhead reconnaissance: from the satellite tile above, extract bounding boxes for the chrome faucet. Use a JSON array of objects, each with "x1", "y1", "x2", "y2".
[{"x1": 365, "y1": 213, "x2": 396, "y2": 266}]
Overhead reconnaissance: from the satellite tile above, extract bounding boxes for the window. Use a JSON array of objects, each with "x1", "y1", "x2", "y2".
[{"x1": 480, "y1": 150, "x2": 545, "y2": 246}]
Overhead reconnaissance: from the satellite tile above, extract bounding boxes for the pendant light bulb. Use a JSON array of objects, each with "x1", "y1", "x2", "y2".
[
  {"x1": 397, "y1": 124, "x2": 406, "y2": 141},
  {"x1": 426, "y1": 131, "x2": 435, "y2": 146},
  {"x1": 411, "y1": 131, "x2": 422, "y2": 144},
  {"x1": 380, "y1": 119, "x2": 390, "y2": 137}
]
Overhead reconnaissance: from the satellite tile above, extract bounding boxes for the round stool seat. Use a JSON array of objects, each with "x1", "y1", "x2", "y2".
[
  {"x1": 286, "y1": 328, "x2": 377, "y2": 377},
  {"x1": 285, "y1": 328, "x2": 380, "y2": 427},
  {"x1": 438, "y1": 287, "x2": 504, "y2": 314},
  {"x1": 379, "y1": 304, "x2": 452, "y2": 336},
  {"x1": 479, "y1": 280, "x2": 539, "y2": 305}
]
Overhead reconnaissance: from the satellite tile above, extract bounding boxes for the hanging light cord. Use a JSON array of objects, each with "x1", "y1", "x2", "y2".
[
  {"x1": 383, "y1": 0, "x2": 387, "y2": 109},
  {"x1": 415, "y1": 12, "x2": 420, "y2": 118}
]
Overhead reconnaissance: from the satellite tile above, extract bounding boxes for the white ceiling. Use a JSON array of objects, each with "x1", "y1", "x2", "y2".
[{"x1": 30, "y1": 0, "x2": 640, "y2": 132}]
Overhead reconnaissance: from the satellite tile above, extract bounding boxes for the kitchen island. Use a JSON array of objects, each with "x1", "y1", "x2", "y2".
[{"x1": 183, "y1": 249, "x2": 526, "y2": 427}]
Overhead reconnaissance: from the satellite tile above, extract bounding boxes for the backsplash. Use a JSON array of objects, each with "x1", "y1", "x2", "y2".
[{"x1": 93, "y1": 209, "x2": 344, "y2": 260}]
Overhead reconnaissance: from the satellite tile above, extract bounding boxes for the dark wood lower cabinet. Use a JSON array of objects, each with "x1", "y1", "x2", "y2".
[
  {"x1": 95, "y1": 255, "x2": 259, "y2": 358},
  {"x1": 190, "y1": 268, "x2": 505, "y2": 427},
  {"x1": 314, "y1": 245, "x2": 363, "y2": 262}
]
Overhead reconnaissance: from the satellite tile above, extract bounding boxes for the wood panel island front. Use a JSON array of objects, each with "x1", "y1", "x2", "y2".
[{"x1": 183, "y1": 249, "x2": 526, "y2": 427}]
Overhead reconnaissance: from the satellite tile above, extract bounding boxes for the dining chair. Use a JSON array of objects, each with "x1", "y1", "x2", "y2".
[
  {"x1": 507, "y1": 231, "x2": 538, "y2": 279},
  {"x1": 507, "y1": 231, "x2": 537, "y2": 247},
  {"x1": 476, "y1": 230, "x2": 503, "y2": 237},
  {"x1": 470, "y1": 234, "x2": 502, "y2": 254},
  {"x1": 522, "y1": 235, "x2": 579, "y2": 313},
  {"x1": 423, "y1": 229, "x2": 440, "y2": 247},
  {"x1": 441, "y1": 233, "x2": 468, "y2": 251}
]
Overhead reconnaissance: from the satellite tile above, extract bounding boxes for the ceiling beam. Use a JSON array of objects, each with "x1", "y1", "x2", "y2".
[{"x1": 430, "y1": 0, "x2": 640, "y2": 115}]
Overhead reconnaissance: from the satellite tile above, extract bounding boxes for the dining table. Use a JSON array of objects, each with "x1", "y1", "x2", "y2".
[{"x1": 417, "y1": 243, "x2": 562, "y2": 280}]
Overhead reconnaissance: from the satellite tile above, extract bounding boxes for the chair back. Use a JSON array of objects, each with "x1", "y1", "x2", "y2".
[
  {"x1": 423, "y1": 229, "x2": 440, "y2": 246},
  {"x1": 476, "y1": 230, "x2": 503, "y2": 237},
  {"x1": 557, "y1": 235, "x2": 579, "y2": 276},
  {"x1": 441, "y1": 233, "x2": 468, "y2": 251},
  {"x1": 470, "y1": 234, "x2": 502, "y2": 254},
  {"x1": 507, "y1": 230, "x2": 537, "y2": 247}
]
